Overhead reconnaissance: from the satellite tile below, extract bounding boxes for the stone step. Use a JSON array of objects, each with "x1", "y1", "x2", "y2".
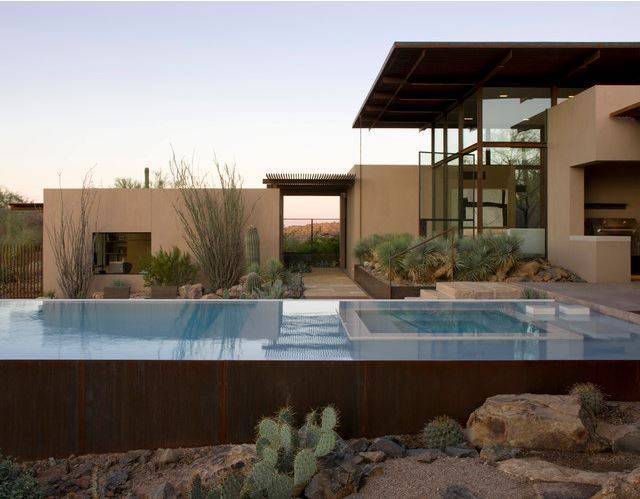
[
  {"x1": 418, "y1": 289, "x2": 446, "y2": 300},
  {"x1": 436, "y1": 281, "x2": 523, "y2": 299}
]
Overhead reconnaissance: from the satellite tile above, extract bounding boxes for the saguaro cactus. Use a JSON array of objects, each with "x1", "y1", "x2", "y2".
[{"x1": 245, "y1": 226, "x2": 260, "y2": 268}]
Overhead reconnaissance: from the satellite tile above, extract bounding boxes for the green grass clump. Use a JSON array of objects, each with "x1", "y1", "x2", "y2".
[{"x1": 0, "y1": 454, "x2": 42, "y2": 499}]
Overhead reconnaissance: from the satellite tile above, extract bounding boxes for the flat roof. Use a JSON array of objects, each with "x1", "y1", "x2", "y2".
[
  {"x1": 353, "y1": 42, "x2": 640, "y2": 129},
  {"x1": 7, "y1": 202, "x2": 43, "y2": 212},
  {"x1": 263, "y1": 173, "x2": 355, "y2": 194}
]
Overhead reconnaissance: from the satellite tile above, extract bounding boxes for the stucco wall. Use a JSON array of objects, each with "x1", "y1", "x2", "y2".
[
  {"x1": 547, "y1": 85, "x2": 640, "y2": 282},
  {"x1": 345, "y1": 165, "x2": 420, "y2": 277},
  {"x1": 43, "y1": 188, "x2": 280, "y2": 295}
]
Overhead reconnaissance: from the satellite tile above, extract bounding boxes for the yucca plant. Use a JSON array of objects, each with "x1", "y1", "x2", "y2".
[
  {"x1": 353, "y1": 234, "x2": 394, "y2": 263},
  {"x1": 484, "y1": 232, "x2": 522, "y2": 277}
]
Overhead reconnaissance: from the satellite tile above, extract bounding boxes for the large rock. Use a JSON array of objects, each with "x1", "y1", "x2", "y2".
[
  {"x1": 467, "y1": 394, "x2": 600, "y2": 452},
  {"x1": 596, "y1": 421, "x2": 640, "y2": 453},
  {"x1": 178, "y1": 283, "x2": 203, "y2": 299},
  {"x1": 368, "y1": 437, "x2": 405, "y2": 458},
  {"x1": 497, "y1": 458, "x2": 625, "y2": 486}
]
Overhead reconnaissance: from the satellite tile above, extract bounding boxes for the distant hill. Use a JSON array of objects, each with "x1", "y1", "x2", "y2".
[{"x1": 284, "y1": 221, "x2": 339, "y2": 238}]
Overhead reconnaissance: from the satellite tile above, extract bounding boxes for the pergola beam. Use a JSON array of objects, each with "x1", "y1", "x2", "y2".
[
  {"x1": 556, "y1": 49, "x2": 601, "y2": 83},
  {"x1": 369, "y1": 49, "x2": 427, "y2": 129}
]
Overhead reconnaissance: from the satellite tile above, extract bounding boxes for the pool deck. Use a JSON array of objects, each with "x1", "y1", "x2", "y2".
[
  {"x1": 303, "y1": 268, "x2": 369, "y2": 299},
  {"x1": 524, "y1": 282, "x2": 640, "y2": 325}
]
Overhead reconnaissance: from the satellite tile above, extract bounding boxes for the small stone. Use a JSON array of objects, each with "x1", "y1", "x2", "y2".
[
  {"x1": 359, "y1": 451, "x2": 386, "y2": 463},
  {"x1": 153, "y1": 448, "x2": 180, "y2": 466},
  {"x1": 119, "y1": 450, "x2": 147, "y2": 466},
  {"x1": 347, "y1": 437, "x2": 369, "y2": 453},
  {"x1": 150, "y1": 482, "x2": 176, "y2": 499},
  {"x1": 105, "y1": 469, "x2": 128, "y2": 490},
  {"x1": 445, "y1": 446, "x2": 479, "y2": 458},
  {"x1": 351, "y1": 455, "x2": 364, "y2": 465},
  {"x1": 479, "y1": 445, "x2": 521, "y2": 463},
  {"x1": 73, "y1": 476, "x2": 91, "y2": 489},
  {"x1": 368, "y1": 437, "x2": 405, "y2": 458},
  {"x1": 412, "y1": 449, "x2": 445, "y2": 463},
  {"x1": 440, "y1": 484, "x2": 478, "y2": 499}
]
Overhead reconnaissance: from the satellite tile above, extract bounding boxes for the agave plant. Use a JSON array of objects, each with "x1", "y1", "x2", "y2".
[
  {"x1": 484, "y1": 232, "x2": 523, "y2": 277},
  {"x1": 373, "y1": 233, "x2": 413, "y2": 280},
  {"x1": 353, "y1": 234, "x2": 394, "y2": 263}
]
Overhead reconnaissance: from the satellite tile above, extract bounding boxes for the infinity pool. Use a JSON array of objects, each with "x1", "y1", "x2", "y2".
[{"x1": 1, "y1": 299, "x2": 640, "y2": 360}]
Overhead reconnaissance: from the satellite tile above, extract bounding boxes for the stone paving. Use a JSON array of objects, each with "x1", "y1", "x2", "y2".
[
  {"x1": 524, "y1": 282, "x2": 640, "y2": 324},
  {"x1": 303, "y1": 267, "x2": 369, "y2": 299}
]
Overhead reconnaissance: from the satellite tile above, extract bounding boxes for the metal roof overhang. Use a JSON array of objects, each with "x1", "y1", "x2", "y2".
[{"x1": 353, "y1": 42, "x2": 640, "y2": 129}]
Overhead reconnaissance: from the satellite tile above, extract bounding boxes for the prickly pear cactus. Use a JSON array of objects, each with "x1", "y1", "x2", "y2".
[
  {"x1": 245, "y1": 226, "x2": 260, "y2": 268},
  {"x1": 293, "y1": 448, "x2": 317, "y2": 487}
]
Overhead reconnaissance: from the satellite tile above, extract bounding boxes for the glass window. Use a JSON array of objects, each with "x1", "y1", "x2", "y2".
[
  {"x1": 446, "y1": 110, "x2": 459, "y2": 155},
  {"x1": 482, "y1": 88, "x2": 550, "y2": 142},
  {"x1": 462, "y1": 93, "x2": 478, "y2": 148},
  {"x1": 434, "y1": 117, "x2": 445, "y2": 156},
  {"x1": 93, "y1": 232, "x2": 151, "y2": 274},
  {"x1": 481, "y1": 147, "x2": 542, "y2": 230}
]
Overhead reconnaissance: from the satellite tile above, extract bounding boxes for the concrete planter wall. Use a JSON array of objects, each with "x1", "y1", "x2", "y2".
[
  {"x1": 150, "y1": 285, "x2": 178, "y2": 299},
  {"x1": 353, "y1": 265, "x2": 424, "y2": 299},
  {"x1": 103, "y1": 286, "x2": 130, "y2": 299}
]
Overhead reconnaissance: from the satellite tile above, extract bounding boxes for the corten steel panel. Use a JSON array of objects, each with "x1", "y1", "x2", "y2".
[
  {"x1": 224, "y1": 362, "x2": 360, "y2": 443},
  {"x1": 82, "y1": 361, "x2": 219, "y2": 454},
  {"x1": 360, "y1": 361, "x2": 640, "y2": 437},
  {"x1": 0, "y1": 361, "x2": 79, "y2": 460}
]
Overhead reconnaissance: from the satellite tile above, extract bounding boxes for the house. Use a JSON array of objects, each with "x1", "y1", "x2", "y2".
[
  {"x1": 349, "y1": 42, "x2": 640, "y2": 283},
  {"x1": 42, "y1": 42, "x2": 640, "y2": 295}
]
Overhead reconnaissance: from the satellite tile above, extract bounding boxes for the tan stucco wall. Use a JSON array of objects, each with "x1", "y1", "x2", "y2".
[
  {"x1": 345, "y1": 165, "x2": 420, "y2": 276},
  {"x1": 547, "y1": 85, "x2": 640, "y2": 282},
  {"x1": 43, "y1": 188, "x2": 281, "y2": 295}
]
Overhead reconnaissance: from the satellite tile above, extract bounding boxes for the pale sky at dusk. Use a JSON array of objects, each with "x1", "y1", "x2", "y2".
[{"x1": 2, "y1": 1, "x2": 639, "y2": 218}]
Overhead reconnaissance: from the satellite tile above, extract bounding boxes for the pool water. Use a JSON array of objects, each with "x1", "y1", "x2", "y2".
[
  {"x1": 356, "y1": 309, "x2": 544, "y2": 335},
  {"x1": 1, "y1": 299, "x2": 640, "y2": 361}
]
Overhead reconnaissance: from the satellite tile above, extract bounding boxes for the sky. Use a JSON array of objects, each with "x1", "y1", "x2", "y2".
[{"x1": 1, "y1": 1, "x2": 639, "y2": 217}]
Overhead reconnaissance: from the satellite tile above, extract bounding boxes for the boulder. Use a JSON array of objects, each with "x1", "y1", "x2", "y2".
[
  {"x1": 347, "y1": 437, "x2": 370, "y2": 453},
  {"x1": 178, "y1": 283, "x2": 203, "y2": 299},
  {"x1": 410, "y1": 449, "x2": 445, "y2": 463},
  {"x1": 514, "y1": 260, "x2": 541, "y2": 279},
  {"x1": 596, "y1": 421, "x2": 640, "y2": 453},
  {"x1": 497, "y1": 458, "x2": 625, "y2": 486},
  {"x1": 304, "y1": 467, "x2": 356, "y2": 499},
  {"x1": 368, "y1": 437, "x2": 405, "y2": 458},
  {"x1": 444, "y1": 446, "x2": 479, "y2": 458},
  {"x1": 467, "y1": 394, "x2": 600, "y2": 452},
  {"x1": 150, "y1": 482, "x2": 177, "y2": 499},
  {"x1": 359, "y1": 451, "x2": 386, "y2": 463},
  {"x1": 202, "y1": 293, "x2": 218, "y2": 299},
  {"x1": 153, "y1": 448, "x2": 181, "y2": 466},
  {"x1": 532, "y1": 482, "x2": 602, "y2": 499}
]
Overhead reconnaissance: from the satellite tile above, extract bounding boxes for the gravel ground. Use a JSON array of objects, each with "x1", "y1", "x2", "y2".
[{"x1": 350, "y1": 456, "x2": 537, "y2": 499}]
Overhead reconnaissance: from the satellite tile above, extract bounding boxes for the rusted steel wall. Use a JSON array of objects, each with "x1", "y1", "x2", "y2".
[{"x1": 1, "y1": 360, "x2": 639, "y2": 459}]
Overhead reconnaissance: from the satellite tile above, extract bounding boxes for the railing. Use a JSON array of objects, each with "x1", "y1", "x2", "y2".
[
  {"x1": 387, "y1": 227, "x2": 457, "y2": 299},
  {"x1": 283, "y1": 218, "x2": 340, "y2": 245},
  {"x1": 0, "y1": 244, "x2": 43, "y2": 298}
]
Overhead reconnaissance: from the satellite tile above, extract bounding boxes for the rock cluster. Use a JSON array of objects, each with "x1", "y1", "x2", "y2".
[{"x1": 505, "y1": 258, "x2": 582, "y2": 283}]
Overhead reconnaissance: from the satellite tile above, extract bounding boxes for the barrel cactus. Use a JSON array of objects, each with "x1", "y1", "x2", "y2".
[
  {"x1": 423, "y1": 415, "x2": 464, "y2": 450},
  {"x1": 245, "y1": 226, "x2": 260, "y2": 268},
  {"x1": 570, "y1": 382, "x2": 606, "y2": 416}
]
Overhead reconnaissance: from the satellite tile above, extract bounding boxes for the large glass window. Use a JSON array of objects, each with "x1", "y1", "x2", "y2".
[
  {"x1": 93, "y1": 232, "x2": 151, "y2": 274},
  {"x1": 482, "y1": 88, "x2": 550, "y2": 142},
  {"x1": 434, "y1": 117, "x2": 445, "y2": 158},
  {"x1": 482, "y1": 147, "x2": 542, "y2": 230},
  {"x1": 462, "y1": 93, "x2": 479, "y2": 148}
]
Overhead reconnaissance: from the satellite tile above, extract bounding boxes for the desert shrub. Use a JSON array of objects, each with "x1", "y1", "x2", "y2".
[
  {"x1": 171, "y1": 153, "x2": 249, "y2": 290},
  {"x1": 285, "y1": 234, "x2": 339, "y2": 255},
  {"x1": 423, "y1": 416, "x2": 464, "y2": 450},
  {"x1": 110, "y1": 279, "x2": 128, "y2": 288},
  {"x1": 483, "y1": 232, "x2": 522, "y2": 276},
  {"x1": 288, "y1": 261, "x2": 311, "y2": 273},
  {"x1": 373, "y1": 233, "x2": 413, "y2": 280},
  {"x1": 353, "y1": 234, "x2": 395, "y2": 263},
  {"x1": 521, "y1": 287, "x2": 547, "y2": 299},
  {"x1": 140, "y1": 247, "x2": 198, "y2": 287},
  {"x1": 0, "y1": 454, "x2": 42, "y2": 498},
  {"x1": 262, "y1": 259, "x2": 288, "y2": 286},
  {"x1": 569, "y1": 382, "x2": 606, "y2": 416},
  {"x1": 455, "y1": 233, "x2": 523, "y2": 281}
]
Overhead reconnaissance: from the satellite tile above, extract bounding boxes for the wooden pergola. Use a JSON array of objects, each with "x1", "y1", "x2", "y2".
[{"x1": 264, "y1": 173, "x2": 356, "y2": 269}]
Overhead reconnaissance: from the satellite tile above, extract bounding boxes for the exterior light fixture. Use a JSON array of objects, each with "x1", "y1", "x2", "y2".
[
  {"x1": 499, "y1": 94, "x2": 508, "y2": 98},
  {"x1": 464, "y1": 117, "x2": 474, "y2": 121},
  {"x1": 568, "y1": 95, "x2": 574, "y2": 98}
]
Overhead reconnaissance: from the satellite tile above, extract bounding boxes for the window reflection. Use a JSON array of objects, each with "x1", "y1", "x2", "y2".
[{"x1": 482, "y1": 88, "x2": 550, "y2": 142}]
